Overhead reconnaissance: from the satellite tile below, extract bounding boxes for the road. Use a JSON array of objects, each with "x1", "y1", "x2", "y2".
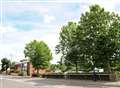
[{"x1": 0, "y1": 75, "x2": 120, "y2": 88}]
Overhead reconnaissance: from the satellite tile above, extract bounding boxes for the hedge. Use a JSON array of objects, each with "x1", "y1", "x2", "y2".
[{"x1": 42, "y1": 73, "x2": 118, "y2": 81}]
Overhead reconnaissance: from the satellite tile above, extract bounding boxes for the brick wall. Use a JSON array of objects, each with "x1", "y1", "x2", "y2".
[{"x1": 27, "y1": 62, "x2": 46, "y2": 76}]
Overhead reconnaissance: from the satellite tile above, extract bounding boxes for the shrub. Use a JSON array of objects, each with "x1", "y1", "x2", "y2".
[
  {"x1": 18, "y1": 72, "x2": 24, "y2": 76},
  {"x1": 114, "y1": 71, "x2": 120, "y2": 79},
  {"x1": 32, "y1": 73, "x2": 40, "y2": 77}
]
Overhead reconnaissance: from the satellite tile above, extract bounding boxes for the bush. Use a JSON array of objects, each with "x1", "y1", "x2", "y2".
[
  {"x1": 8, "y1": 72, "x2": 11, "y2": 75},
  {"x1": 42, "y1": 73, "x2": 118, "y2": 81},
  {"x1": 32, "y1": 73, "x2": 40, "y2": 77},
  {"x1": 18, "y1": 72, "x2": 24, "y2": 76},
  {"x1": 114, "y1": 71, "x2": 120, "y2": 80},
  {"x1": 42, "y1": 73, "x2": 64, "y2": 79},
  {"x1": 0, "y1": 70, "x2": 2, "y2": 74}
]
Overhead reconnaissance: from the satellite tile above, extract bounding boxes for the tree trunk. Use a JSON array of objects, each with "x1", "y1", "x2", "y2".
[
  {"x1": 107, "y1": 61, "x2": 111, "y2": 73},
  {"x1": 104, "y1": 61, "x2": 111, "y2": 73},
  {"x1": 6, "y1": 67, "x2": 8, "y2": 74},
  {"x1": 37, "y1": 69, "x2": 39, "y2": 75},
  {"x1": 75, "y1": 62, "x2": 78, "y2": 73}
]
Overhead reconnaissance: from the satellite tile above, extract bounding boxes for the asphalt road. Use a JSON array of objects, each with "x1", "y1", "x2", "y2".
[{"x1": 0, "y1": 75, "x2": 120, "y2": 88}]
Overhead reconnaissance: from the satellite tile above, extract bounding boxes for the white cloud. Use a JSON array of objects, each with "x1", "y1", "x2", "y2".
[
  {"x1": 88, "y1": 0, "x2": 120, "y2": 14},
  {"x1": 0, "y1": 25, "x2": 60, "y2": 63},
  {"x1": 89, "y1": 0, "x2": 115, "y2": 12},
  {"x1": 43, "y1": 15, "x2": 55, "y2": 23},
  {"x1": 1, "y1": 0, "x2": 120, "y2": 64},
  {"x1": 0, "y1": 25, "x2": 16, "y2": 33}
]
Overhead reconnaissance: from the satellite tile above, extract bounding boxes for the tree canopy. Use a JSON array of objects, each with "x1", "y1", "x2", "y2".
[
  {"x1": 1, "y1": 58, "x2": 10, "y2": 73},
  {"x1": 56, "y1": 5, "x2": 120, "y2": 73},
  {"x1": 24, "y1": 40, "x2": 52, "y2": 73}
]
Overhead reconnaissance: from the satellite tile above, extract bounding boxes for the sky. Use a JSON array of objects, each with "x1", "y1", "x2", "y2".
[{"x1": 0, "y1": 0, "x2": 120, "y2": 64}]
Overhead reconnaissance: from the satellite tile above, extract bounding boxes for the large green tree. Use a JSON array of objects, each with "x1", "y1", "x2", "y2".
[
  {"x1": 78, "y1": 5, "x2": 120, "y2": 73},
  {"x1": 1, "y1": 58, "x2": 10, "y2": 73},
  {"x1": 56, "y1": 22, "x2": 85, "y2": 73},
  {"x1": 24, "y1": 40, "x2": 52, "y2": 74},
  {"x1": 56, "y1": 5, "x2": 120, "y2": 73}
]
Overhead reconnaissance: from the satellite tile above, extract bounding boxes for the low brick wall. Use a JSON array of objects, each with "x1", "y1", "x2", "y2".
[{"x1": 42, "y1": 73, "x2": 118, "y2": 81}]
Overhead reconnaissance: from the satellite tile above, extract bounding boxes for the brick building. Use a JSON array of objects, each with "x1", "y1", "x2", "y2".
[
  {"x1": 27, "y1": 62, "x2": 46, "y2": 76},
  {"x1": 15, "y1": 61, "x2": 46, "y2": 76}
]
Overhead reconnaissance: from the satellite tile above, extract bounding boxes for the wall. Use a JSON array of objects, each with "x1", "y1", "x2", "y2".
[{"x1": 27, "y1": 62, "x2": 46, "y2": 76}]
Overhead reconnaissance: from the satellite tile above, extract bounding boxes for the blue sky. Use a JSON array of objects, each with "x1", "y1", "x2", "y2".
[{"x1": 0, "y1": 0, "x2": 120, "y2": 63}]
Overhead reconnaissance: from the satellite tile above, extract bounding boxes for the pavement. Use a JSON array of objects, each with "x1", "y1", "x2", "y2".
[{"x1": 0, "y1": 75, "x2": 120, "y2": 88}]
